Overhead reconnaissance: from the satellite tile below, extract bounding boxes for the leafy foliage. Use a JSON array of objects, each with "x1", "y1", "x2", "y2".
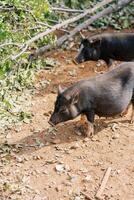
[{"x1": 0, "y1": 0, "x2": 55, "y2": 132}]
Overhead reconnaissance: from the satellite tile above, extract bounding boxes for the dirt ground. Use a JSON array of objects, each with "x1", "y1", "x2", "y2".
[{"x1": 0, "y1": 42, "x2": 134, "y2": 200}]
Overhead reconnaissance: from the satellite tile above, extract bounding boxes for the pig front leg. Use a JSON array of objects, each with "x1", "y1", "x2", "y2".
[
  {"x1": 130, "y1": 104, "x2": 134, "y2": 124},
  {"x1": 85, "y1": 110, "x2": 95, "y2": 137},
  {"x1": 130, "y1": 98, "x2": 134, "y2": 124}
]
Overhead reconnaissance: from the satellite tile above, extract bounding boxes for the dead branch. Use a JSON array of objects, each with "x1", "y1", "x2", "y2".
[
  {"x1": 11, "y1": 45, "x2": 28, "y2": 60},
  {"x1": 11, "y1": 0, "x2": 114, "y2": 60},
  {"x1": 95, "y1": 167, "x2": 112, "y2": 199},
  {"x1": 51, "y1": 7, "x2": 83, "y2": 13},
  {"x1": 24, "y1": 0, "x2": 113, "y2": 46},
  {"x1": 0, "y1": 42, "x2": 21, "y2": 48},
  {"x1": 0, "y1": 5, "x2": 15, "y2": 11},
  {"x1": 32, "y1": 0, "x2": 133, "y2": 58},
  {"x1": 36, "y1": 21, "x2": 69, "y2": 33}
]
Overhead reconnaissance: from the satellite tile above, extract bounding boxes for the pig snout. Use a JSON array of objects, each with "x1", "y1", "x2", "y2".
[
  {"x1": 48, "y1": 120, "x2": 55, "y2": 126},
  {"x1": 73, "y1": 58, "x2": 79, "y2": 65},
  {"x1": 49, "y1": 113, "x2": 60, "y2": 126},
  {"x1": 74, "y1": 56, "x2": 83, "y2": 64}
]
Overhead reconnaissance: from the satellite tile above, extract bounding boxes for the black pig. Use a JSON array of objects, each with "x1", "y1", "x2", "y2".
[
  {"x1": 49, "y1": 62, "x2": 134, "y2": 137},
  {"x1": 74, "y1": 33, "x2": 134, "y2": 66}
]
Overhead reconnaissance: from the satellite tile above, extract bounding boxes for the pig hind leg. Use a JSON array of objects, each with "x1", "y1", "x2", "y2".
[{"x1": 130, "y1": 94, "x2": 134, "y2": 123}]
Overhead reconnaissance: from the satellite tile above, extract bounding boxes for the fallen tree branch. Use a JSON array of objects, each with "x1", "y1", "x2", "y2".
[
  {"x1": 25, "y1": 0, "x2": 113, "y2": 46},
  {"x1": 95, "y1": 167, "x2": 112, "y2": 199},
  {"x1": 32, "y1": 0, "x2": 133, "y2": 58},
  {"x1": 11, "y1": 0, "x2": 114, "y2": 60},
  {"x1": 51, "y1": 7, "x2": 84, "y2": 13},
  {"x1": 36, "y1": 21, "x2": 69, "y2": 33}
]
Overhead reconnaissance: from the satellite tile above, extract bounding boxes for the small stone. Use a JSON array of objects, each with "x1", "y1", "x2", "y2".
[
  {"x1": 55, "y1": 185, "x2": 62, "y2": 192},
  {"x1": 16, "y1": 156, "x2": 24, "y2": 163},
  {"x1": 83, "y1": 137, "x2": 89, "y2": 142},
  {"x1": 83, "y1": 175, "x2": 92, "y2": 182},
  {"x1": 74, "y1": 196, "x2": 81, "y2": 200},
  {"x1": 109, "y1": 123, "x2": 119, "y2": 132},
  {"x1": 64, "y1": 164, "x2": 70, "y2": 172},
  {"x1": 44, "y1": 112, "x2": 50, "y2": 116},
  {"x1": 112, "y1": 133, "x2": 119, "y2": 139},
  {"x1": 55, "y1": 164, "x2": 65, "y2": 173},
  {"x1": 70, "y1": 143, "x2": 80, "y2": 149},
  {"x1": 42, "y1": 170, "x2": 48, "y2": 175},
  {"x1": 33, "y1": 155, "x2": 43, "y2": 160},
  {"x1": 117, "y1": 169, "x2": 121, "y2": 174},
  {"x1": 6, "y1": 133, "x2": 12, "y2": 139},
  {"x1": 69, "y1": 175, "x2": 78, "y2": 183},
  {"x1": 51, "y1": 139, "x2": 61, "y2": 144}
]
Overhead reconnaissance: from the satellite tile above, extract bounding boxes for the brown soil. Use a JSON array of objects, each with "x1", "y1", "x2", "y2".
[{"x1": 1, "y1": 45, "x2": 134, "y2": 200}]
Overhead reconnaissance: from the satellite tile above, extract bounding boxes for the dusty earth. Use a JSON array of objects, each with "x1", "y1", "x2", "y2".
[{"x1": 0, "y1": 47, "x2": 134, "y2": 200}]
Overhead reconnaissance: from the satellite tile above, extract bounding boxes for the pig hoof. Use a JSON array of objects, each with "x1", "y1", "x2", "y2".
[
  {"x1": 85, "y1": 126, "x2": 94, "y2": 138},
  {"x1": 85, "y1": 131, "x2": 94, "y2": 138},
  {"x1": 130, "y1": 120, "x2": 134, "y2": 124},
  {"x1": 83, "y1": 122, "x2": 95, "y2": 138}
]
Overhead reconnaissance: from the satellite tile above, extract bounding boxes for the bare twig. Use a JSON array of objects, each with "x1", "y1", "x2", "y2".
[
  {"x1": 51, "y1": 7, "x2": 83, "y2": 13},
  {"x1": 0, "y1": 5, "x2": 15, "y2": 11},
  {"x1": 11, "y1": 45, "x2": 28, "y2": 60},
  {"x1": 33, "y1": 0, "x2": 133, "y2": 57},
  {"x1": 12, "y1": 0, "x2": 114, "y2": 60},
  {"x1": 0, "y1": 42, "x2": 21, "y2": 48},
  {"x1": 36, "y1": 21, "x2": 69, "y2": 33},
  {"x1": 95, "y1": 167, "x2": 112, "y2": 199}
]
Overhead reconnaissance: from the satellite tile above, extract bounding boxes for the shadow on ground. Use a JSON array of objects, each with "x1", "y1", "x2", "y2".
[{"x1": 12, "y1": 118, "x2": 112, "y2": 155}]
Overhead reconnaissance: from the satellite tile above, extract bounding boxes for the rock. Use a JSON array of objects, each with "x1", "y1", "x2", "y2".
[
  {"x1": 69, "y1": 175, "x2": 78, "y2": 183},
  {"x1": 64, "y1": 164, "x2": 71, "y2": 172},
  {"x1": 51, "y1": 139, "x2": 61, "y2": 144},
  {"x1": 16, "y1": 156, "x2": 24, "y2": 163},
  {"x1": 83, "y1": 175, "x2": 92, "y2": 182},
  {"x1": 70, "y1": 143, "x2": 80, "y2": 149},
  {"x1": 117, "y1": 169, "x2": 121, "y2": 174},
  {"x1": 74, "y1": 196, "x2": 81, "y2": 200},
  {"x1": 55, "y1": 164, "x2": 65, "y2": 173},
  {"x1": 42, "y1": 170, "x2": 48, "y2": 175},
  {"x1": 33, "y1": 155, "x2": 43, "y2": 160},
  {"x1": 83, "y1": 137, "x2": 89, "y2": 142},
  {"x1": 112, "y1": 133, "x2": 120, "y2": 139},
  {"x1": 55, "y1": 185, "x2": 62, "y2": 192},
  {"x1": 109, "y1": 123, "x2": 119, "y2": 132}
]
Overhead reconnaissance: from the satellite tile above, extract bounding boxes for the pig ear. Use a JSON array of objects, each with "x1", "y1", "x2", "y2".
[
  {"x1": 58, "y1": 85, "x2": 66, "y2": 95},
  {"x1": 82, "y1": 39, "x2": 90, "y2": 47},
  {"x1": 71, "y1": 92, "x2": 79, "y2": 104},
  {"x1": 79, "y1": 31, "x2": 85, "y2": 39},
  {"x1": 90, "y1": 38, "x2": 101, "y2": 48}
]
